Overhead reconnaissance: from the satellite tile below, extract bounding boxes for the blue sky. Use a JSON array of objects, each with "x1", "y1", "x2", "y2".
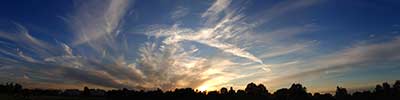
[{"x1": 1, "y1": 0, "x2": 400, "y2": 92}]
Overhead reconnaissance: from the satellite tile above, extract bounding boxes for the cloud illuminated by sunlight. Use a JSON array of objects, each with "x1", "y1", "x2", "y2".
[{"x1": 0, "y1": 0, "x2": 337, "y2": 91}]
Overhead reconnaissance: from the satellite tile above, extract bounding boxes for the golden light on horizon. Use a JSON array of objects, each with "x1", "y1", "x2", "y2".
[{"x1": 197, "y1": 85, "x2": 209, "y2": 92}]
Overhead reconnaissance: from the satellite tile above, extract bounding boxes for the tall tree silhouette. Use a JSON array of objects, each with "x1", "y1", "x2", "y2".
[{"x1": 335, "y1": 86, "x2": 349, "y2": 100}]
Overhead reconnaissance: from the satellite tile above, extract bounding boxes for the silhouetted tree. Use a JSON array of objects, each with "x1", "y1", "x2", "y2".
[
  {"x1": 375, "y1": 84, "x2": 384, "y2": 100},
  {"x1": 245, "y1": 82, "x2": 269, "y2": 96},
  {"x1": 274, "y1": 88, "x2": 289, "y2": 100},
  {"x1": 257, "y1": 84, "x2": 269, "y2": 96},
  {"x1": 0, "y1": 81, "x2": 400, "y2": 100},
  {"x1": 314, "y1": 93, "x2": 335, "y2": 100},
  {"x1": 394, "y1": 80, "x2": 400, "y2": 98},
  {"x1": 381, "y1": 82, "x2": 394, "y2": 99},
  {"x1": 220, "y1": 87, "x2": 228, "y2": 95},
  {"x1": 228, "y1": 87, "x2": 235, "y2": 95},
  {"x1": 0, "y1": 82, "x2": 22, "y2": 93},
  {"x1": 83, "y1": 86, "x2": 90, "y2": 96},
  {"x1": 236, "y1": 89, "x2": 246, "y2": 96},
  {"x1": 394, "y1": 80, "x2": 400, "y2": 90},
  {"x1": 288, "y1": 83, "x2": 310, "y2": 100},
  {"x1": 335, "y1": 86, "x2": 349, "y2": 100},
  {"x1": 245, "y1": 82, "x2": 258, "y2": 95},
  {"x1": 375, "y1": 84, "x2": 383, "y2": 93}
]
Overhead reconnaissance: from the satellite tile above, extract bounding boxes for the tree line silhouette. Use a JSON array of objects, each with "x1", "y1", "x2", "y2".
[{"x1": 0, "y1": 80, "x2": 400, "y2": 100}]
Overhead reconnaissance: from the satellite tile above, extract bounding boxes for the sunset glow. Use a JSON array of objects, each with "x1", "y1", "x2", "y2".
[
  {"x1": 1, "y1": 0, "x2": 400, "y2": 93},
  {"x1": 198, "y1": 85, "x2": 209, "y2": 92}
]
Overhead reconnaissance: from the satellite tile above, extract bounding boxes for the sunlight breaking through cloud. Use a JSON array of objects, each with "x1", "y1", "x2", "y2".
[
  {"x1": 0, "y1": 0, "x2": 263, "y2": 90},
  {"x1": 0, "y1": 0, "x2": 316, "y2": 90}
]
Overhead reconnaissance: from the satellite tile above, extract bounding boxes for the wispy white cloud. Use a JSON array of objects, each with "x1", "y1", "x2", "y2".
[
  {"x1": 0, "y1": 0, "x2": 325, "y2": 91},
  {"x1": 61, "y1": 43, "x2": 73, "y2": 56},
  {"x1": 202, "y1": 0, "x2": 232, "y2": 25},
  {"x1": 159, "y1": 11, "x2": 264, "y2": 65},
  {"x1": 171, "y1": 6, "x2": 189, "y2": 20},
  {"x1": 136, "y1": 0, "x2": 270, "y2": 90},
  {"x1": 264, "y1": 37, "x2": 400, "y2": 90},
  {"x1": 143, "y1": 0, "x2": 322, "y2": 90},
  {"x1": 71, "y1": 0, "x2": 129, "y2": 46},
  {"x1": 202, "y1": 0, "x2": 231, "y2": 18},
  {"x1": 260, "y1": 41, "x2": 316, "y2": 59},
  {"x1": 249, "y1": 0, "x2": 320, "y2": 26},
  {"x1": 0, "y1": 0, "x2": 140, "y2": 89}
]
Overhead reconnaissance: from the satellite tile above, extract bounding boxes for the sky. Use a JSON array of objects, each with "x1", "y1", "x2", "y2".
[{"x1": 1, "y1": 0, "x2": 400, "y2": 93}]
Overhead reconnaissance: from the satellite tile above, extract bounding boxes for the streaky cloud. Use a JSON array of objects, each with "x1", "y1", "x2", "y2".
[
  {"x1": 265, "y1": 37, "x2": 400, "y2": 89},
  {"x1": 202, "y1": 0, "x2": 232, "y2": 25},
  {"x1": 0, "y1": 0, "x2": 327, "y2": 91}
]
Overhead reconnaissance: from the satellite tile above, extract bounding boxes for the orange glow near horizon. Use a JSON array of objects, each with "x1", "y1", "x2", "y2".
[{"x1": 197, "y1": 85, "x2": 209, "y2": 92}]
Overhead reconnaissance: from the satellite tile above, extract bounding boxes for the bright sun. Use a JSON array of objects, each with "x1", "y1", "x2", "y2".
[{"x1": 198, "y1": 85, "x2": 208, "y2": 92}]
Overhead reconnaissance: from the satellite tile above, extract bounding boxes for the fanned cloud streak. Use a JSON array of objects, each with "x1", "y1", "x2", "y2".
[{"x1": 0, "y1": 0, "x2": 321, "y2": 90}]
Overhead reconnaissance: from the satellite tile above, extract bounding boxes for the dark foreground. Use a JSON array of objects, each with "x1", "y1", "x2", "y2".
[{"x1": 1, "y1": 81, "x2": 400, "y2": 100}]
